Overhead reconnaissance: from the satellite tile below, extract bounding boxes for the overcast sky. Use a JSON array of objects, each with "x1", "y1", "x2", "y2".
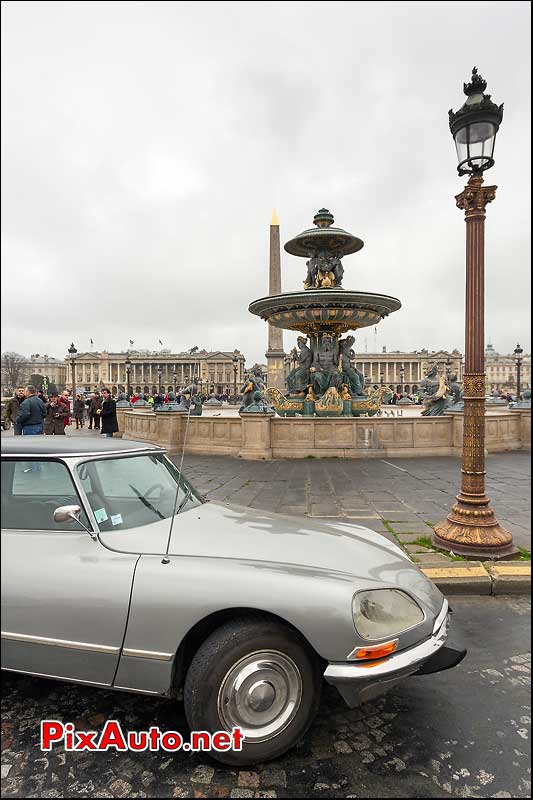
[{"x1": 1, "y1": 1, "x2": 531, "y2": 365}]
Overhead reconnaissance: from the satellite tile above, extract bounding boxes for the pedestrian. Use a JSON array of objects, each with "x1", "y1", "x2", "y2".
[
  {"x1": 59, "y1": 390, "x2": 71, "y2": 427},
  {"x1": 6, "y1": 387, "x2": 26, "y2": 435},
  {"x1": 73, "y1": 394, "x2": 85, "y2": 429},
  {"x1": 15, "y1": 385, "x2": 47, "y2": 435},
  {"x1": 99, "y1": 388, "x2": 119, "y2": 438},
  {"x1": 88, "y1": 391, "x2": 102, "y2": 430},
  {"x1": 44, "y1": 392, "x2": 68, "y2": 435}
]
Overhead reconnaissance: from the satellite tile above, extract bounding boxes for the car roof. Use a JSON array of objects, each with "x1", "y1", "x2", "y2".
[{"x1": 1, "y1": 437, "x2": 164, "y2": 458}]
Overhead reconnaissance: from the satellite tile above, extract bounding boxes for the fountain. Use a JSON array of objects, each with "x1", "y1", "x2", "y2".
[{"x1": 249, "y1": 209, "x2": 401, "y2": 417}]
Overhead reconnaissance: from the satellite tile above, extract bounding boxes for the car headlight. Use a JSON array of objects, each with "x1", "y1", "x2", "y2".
[{"x1": 352, "y1": 589, "x2": 424, "y2": 640}]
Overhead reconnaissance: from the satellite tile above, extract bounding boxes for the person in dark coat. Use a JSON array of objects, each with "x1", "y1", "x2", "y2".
[
  {"x1": 15, "y1": 385, "x2": 47, "y2": 435},
  {"x1": 88, "y1": 391, "x2": 102, "y2": 430},
  {"x1": 6, "y1": 387, "x2": 25, "y2": 435},
  {"x1": 73, "y1": 394, "x2": 85, "y2": 429},
  {"x1": 44, "y1": 393, "x2": 69, "y2": 435},
  {"x1": 99, "y1": 388, "x2": 119, "y2": 437}
]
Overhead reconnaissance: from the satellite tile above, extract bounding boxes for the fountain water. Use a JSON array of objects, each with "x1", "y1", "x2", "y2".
[{"x1": 249, "y1": 209, "x2": 401, "y2": 417}]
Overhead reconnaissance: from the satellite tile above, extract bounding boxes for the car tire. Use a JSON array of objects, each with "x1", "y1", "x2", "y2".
[{"x1": 183, "y1": 616, "x2": 322, "y2": 765}]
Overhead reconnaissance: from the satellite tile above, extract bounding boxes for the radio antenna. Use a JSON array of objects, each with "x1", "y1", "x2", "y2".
[{"x1": 161, "y1": 384, "x2": 195, "y2": 565}]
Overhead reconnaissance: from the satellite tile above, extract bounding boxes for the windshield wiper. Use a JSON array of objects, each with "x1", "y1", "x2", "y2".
[
  {"x1": 128, "y1": 484, "x2": 166, "y2": 520},
  {"x1": 176, "y1": 485, "x2": 192, "y2": 516}
]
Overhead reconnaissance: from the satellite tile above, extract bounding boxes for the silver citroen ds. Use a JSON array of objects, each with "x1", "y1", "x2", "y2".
[{"x1": 1, "y1": 437, "x2": 465, "y2": 765}]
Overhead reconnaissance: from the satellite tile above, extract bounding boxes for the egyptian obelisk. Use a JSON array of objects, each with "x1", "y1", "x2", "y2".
[{"x1": 265, "y1": 210, "x2": 285, "y2": 389}]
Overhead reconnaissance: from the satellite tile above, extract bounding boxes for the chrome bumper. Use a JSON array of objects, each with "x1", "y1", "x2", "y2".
[{"x1": 324, "y1": 600, "x2": 465, "y2": 707}]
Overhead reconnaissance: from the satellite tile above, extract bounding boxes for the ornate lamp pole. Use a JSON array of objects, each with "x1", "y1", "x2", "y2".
[
  {"x1": 173, "y1": 371, "x2": 177, "y2": 393},
  {"x1": 232, "y1": 355, "x2": 238, "y2": 403},
  {"x1": 125, "y1": 357, "x2": 132, "y2": 397},
  {"x1": 433, "y1": 67, "x2": 517, "y2": 559},
  {"x1": 379, "y1": 370, "x2": 384, "y2": 387},
  {"x1": 514, "y1": 343, "x2": 523, "y2": 399},
  {"x1": 399, "y1": 364, "x2": 405, "y2": 392},
  {"x1": 68, "y1": 343, "x2": 77, "y2": 399},
  {"x1": 157, "y1": 366, "x2": 162, "y2": 395}
]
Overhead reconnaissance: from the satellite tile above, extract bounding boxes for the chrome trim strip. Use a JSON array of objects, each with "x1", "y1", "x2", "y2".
[
  {"x1": 122, "y1": 648, "x2": 174, "y2": 661},
  {"x1": 2, "y1": 667, "x2": 162, "y2": 695},
  {"x1": 324, "y1": 610, "x2": 450, "y2": 684},
  {"x1": 432, "y1": 599, "x2": 449, "y2": 635},
  {"x1": 1, "y1": 631, "x2": 120, "y2": 655}
]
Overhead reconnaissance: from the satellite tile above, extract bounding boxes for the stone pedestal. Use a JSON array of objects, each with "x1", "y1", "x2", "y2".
[{"x1": 238, "y1": 413, "x2": 274, "y2": 459}]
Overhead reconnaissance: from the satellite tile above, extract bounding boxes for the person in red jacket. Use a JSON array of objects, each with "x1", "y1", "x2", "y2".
[{"x1": 59, "y1": 390, "x2": 71, "y2": 427}]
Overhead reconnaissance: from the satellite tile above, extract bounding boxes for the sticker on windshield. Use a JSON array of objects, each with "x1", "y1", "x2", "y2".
[
  {"x1": 111, "y1": 514, "x2": 123, "y2": 526},
  {"x1": 94, "y1": 508, "x2": 108, "y2": 523}
]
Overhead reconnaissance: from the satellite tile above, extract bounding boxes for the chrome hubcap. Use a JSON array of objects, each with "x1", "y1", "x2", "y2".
[{"x1": 218, "y1": 650, "x2": 302, "y2": 741}]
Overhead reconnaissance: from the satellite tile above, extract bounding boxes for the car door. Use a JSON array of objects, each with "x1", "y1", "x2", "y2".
[{"x1": 1, "y1": 457, "x2": 139, "y2": 686}]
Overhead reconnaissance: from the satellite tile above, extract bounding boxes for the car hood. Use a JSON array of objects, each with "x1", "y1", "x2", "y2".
[{"x1": 100, "y1": 500, "x2": 443, "y2": 614}]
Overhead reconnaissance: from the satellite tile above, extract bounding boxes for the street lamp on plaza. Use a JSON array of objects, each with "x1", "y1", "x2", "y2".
[
  {"x1": 173, "y1": 372, "x2": 177, "y2": 393},
  {"x1": 232, "y1": 355, "x2": 239, "y2": 403},
  {"x1": 399, "y1": 364, "x2": 405, "y2": 392},
  {"x1": 68, "y1": 343, "x2": 77, "y2": 400},
  {"x1": 514, "y1": 344, "x2": 523, "y2": 400},
  {"x1": 433, "y1": 67, "x2": 517, "y2": 559},
  {"x1": 125, "y1": 356, "x2": 132, "y2": 397},
  {"x1": 379, "y1": 370, "x2": 384, "y2": 387},
  {"x1": 157, "y1": 366, "x2": 162, "y2": 395}
]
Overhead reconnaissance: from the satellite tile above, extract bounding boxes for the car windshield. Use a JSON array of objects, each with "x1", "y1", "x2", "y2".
[{"x1": 76, "y1": 453, "x2": 203, "y2": 531}]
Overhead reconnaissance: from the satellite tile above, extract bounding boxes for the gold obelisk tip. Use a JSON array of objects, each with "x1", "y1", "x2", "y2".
[{"x1": 271, "y1": 208, "x2": 279, "y2": 226}]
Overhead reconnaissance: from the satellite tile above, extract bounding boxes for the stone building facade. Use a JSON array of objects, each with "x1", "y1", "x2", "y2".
[
  {"x1": 1, "y1": 354, "x2": 68, "y2": 395},
  {"x1": 485, "y1": 343, "x2": 531, "y2": 392},
  {"x1": 65, "y1": 349, "x2": 246, "y2": 396}
]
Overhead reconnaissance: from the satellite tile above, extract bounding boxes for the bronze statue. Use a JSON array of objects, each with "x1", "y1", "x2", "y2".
[
  {"x1": 420, "y1": 364, "x2": 450, "y2": 416},
  {"x1": 338, "y1": 335, "x2": 365, "y2": 396},
  {"x1": 286, "y1": 336, "x2": 312, "y2": 394},
  {"x1": 310, "y1": 335, "x2": 342, "y2": 395},
  {"x1": 240, "y1": 390, "x2": 275, "y2": 414},
  {"x1": 240, "y1": 368, "x2": 264, "y2": 410}
]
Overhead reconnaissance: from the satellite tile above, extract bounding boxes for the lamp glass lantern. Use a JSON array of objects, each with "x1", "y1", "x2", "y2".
[
  {"x1": 449, "y1": 67, "x2": 503, "y2": 176},
  {"x1": 514, "y1": 343, "x2": 523, "y2": 360}
]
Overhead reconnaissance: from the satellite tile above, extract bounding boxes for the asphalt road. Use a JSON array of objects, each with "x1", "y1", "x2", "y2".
[{"x1": 1, "y1": 596, "x2": 530, "y2": 798}]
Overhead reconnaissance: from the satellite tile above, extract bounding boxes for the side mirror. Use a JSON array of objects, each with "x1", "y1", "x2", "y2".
[{"x1": 53, "y1": 505, "x2": 97, "y2": 540}]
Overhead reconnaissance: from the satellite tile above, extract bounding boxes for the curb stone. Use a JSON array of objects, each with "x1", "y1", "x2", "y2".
[{"x1": 412, "y1": 558, "x2": 531, "y2": 596}]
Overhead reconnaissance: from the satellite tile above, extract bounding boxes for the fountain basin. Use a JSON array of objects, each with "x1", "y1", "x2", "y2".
[{"x1": 249, "y1": 289, "x2": 401, "y2": 334}]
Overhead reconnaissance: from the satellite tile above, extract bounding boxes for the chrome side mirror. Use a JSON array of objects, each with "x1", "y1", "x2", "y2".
[{"x1": 53, "y1": 505, "x2": 97, "y2": 540}]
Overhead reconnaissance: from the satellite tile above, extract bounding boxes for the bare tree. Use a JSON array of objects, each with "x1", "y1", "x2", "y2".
[{"x1": 1, "y1": 352, "x2": 28, "y2": 394}]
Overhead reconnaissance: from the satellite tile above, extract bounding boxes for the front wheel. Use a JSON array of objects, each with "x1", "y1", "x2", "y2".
[{"x1": 183, "y1": 617, "x2": 322, "y2": 765}]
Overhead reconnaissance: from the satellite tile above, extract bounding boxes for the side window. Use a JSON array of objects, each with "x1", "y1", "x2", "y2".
[{"x1": 1, "y1": 460, "x2": 90, "y2": 531}]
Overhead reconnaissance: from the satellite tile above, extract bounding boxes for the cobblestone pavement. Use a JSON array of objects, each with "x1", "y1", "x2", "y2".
[
  {"x1": 1, "y1": 597, "x2": 530, "y2": 798},
  {"x1": 179, "y1": 452, "x2": 531, "y2": 551}
]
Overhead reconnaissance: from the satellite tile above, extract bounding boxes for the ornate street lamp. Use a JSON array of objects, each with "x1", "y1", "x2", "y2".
[
  {"x1": 232, "y1": 355, "x2": 239, "y2": 403},
  {"x1": 399, "y1": 363, "x2": 405, "y2": 392},
  {"x1": 433, "y1": 68, "x2": 516, "y2": 559},
  {"x1": 157, "y1": 366, "x2": 162, "y2": 395},
  {"x1": 379, "y1": 370, "x2": 384, "y2": 387},
  {"x1": 514, "y1": 343, "x2": 523, "y2": 399},
  {"x1": 173, "y1": 371, "x2": 177, "y2": 393},
  {"x1": 68, "y1": 343, "x2": 77, "y2": 399},
  {"x1": 125, "y1": 356, "x2": 132, "y2": 397}
]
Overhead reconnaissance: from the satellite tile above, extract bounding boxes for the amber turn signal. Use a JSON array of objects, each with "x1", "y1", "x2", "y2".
[{"x1": 352, "y1": 639, "x2": 398, "y2": 661}]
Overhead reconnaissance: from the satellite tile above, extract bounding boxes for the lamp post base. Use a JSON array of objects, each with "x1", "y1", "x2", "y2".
[{"x1": 433, "y1": 503, "x2": 519, "y2": 560}]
